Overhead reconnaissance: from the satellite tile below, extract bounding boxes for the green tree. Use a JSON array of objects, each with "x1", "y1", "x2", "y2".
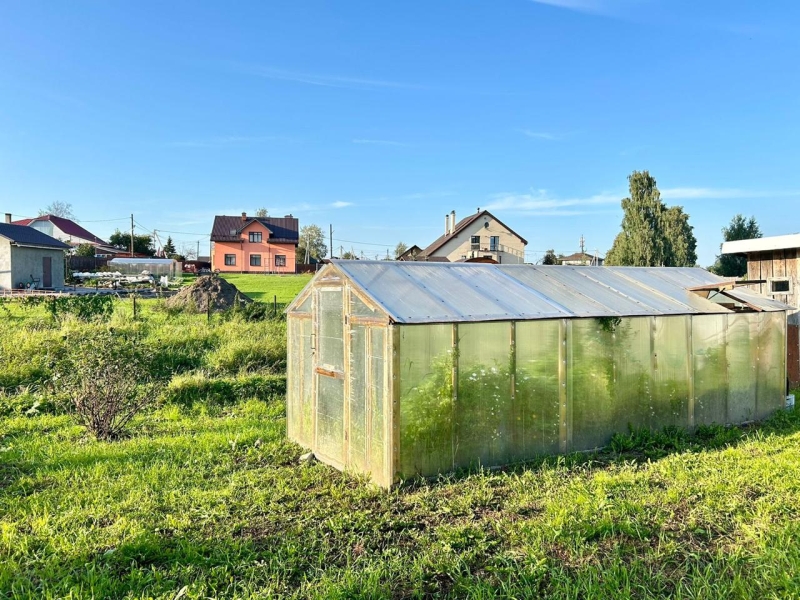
[
  {"x1": 605, "y1": 171, "x2": 697, "y2": 267},
  {"x1": 108, "y1": 230, "x2": 156, "y2": 256},
  {"x1": 297, "y1": 224, "x2": 327, "y2": 263},
  {"x1": 394, "y1": 242, "x2": 408, "y2": 259},
  {"x1": 341, "y1": 250, "x2": 358, "y2": 260},
  {"x1": 163, "y1": 236, "x2": 176, "y2": 256},
  {"x1": 255, "y1": 207, "x2": 269, "y2": 218},
  {"x1": 709, "y1": 214, "x2": 762, "y2": 277},
  {"x1": 74, "y1": 243, "x2": 96, "y2": 257},
  {"x1": 541, "y1": 249, "x2": 560, "y2": 265},
  {"x1": 39, "y1": 200, "x2": 76, "y2": 219}
]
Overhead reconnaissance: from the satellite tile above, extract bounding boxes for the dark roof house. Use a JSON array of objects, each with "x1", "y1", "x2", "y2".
[
  {"x1": 12, "y1": 215, "x2": 107, "y2": 246},
  {"x1": 210, "y1": 214, "x2": 300, "y2": 244},
  {"x1": 0, "y1": 222, "x2": 72, "y2": 249}
]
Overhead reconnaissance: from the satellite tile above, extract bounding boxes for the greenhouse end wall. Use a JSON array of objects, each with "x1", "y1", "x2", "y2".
[{"x1": 395, "y1": 312, "x2": 786, "y2": 481}]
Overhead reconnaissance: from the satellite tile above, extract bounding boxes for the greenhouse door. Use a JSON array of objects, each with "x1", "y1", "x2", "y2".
[{"x1": 315, "y1": 287, "x2": 346, "y2": 466}]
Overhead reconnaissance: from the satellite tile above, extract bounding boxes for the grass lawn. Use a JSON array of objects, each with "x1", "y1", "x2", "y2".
[
  {"x1": 219, "y1": 273, "x2": 312, "y2": 303},
  {"x1": 3, "y1": 299, "x2": 800, "y2": 598}
]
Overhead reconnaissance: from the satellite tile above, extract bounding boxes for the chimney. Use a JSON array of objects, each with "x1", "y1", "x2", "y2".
[
  {"x1": 4, "y1": 213, "x2": 10, "y2": 224},
  {"x1": 450, "y1": 210, "x2": 456, "y2": 234},
  {"x1": 445, "y1": 214, "x2": 450, "y2": 235},
  {"x1": 241, "y1": 212, "x2": 247, "y2": 222}
]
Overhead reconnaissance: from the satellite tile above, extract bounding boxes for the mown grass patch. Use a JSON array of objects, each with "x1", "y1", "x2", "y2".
[
  {"x1": 2, "y1": 399, "x2": 800, "y2": 598},
  {"x1": 219, "y1": 273, "x2": 312, "y2": 303}
]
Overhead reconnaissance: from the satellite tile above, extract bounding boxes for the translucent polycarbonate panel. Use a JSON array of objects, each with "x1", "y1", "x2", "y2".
[
  {"x1": 300, "y1": 318, "x2": 314, "y2": 443},
  {"x1": 651, "y1": 316, "x2": 691, "y2": 428},
  {"x1": 501, "y1": 268, "x2": 615, "y2": 317},
  {"x1": 569, "y1": 317, "x2": 653, "y2": 450},
  {"x1": 397, "y1": 324, "x2": 454, "y2": 477},
  {"x1": 454, "y1": 322, "x2": 514, "y2": 469},
  {"x1": 727, "y1": 314, "x2": 758, "y2": 423},
  {"x1": 332, "y1": 261, "x2": 762, "y2": 324},
  {"x1": 368, "y1": 327, "x2": 387, "y2": 484},
  {"x1": 756, "y1": 312, "x2": 786, "y2": 419},
  {"x1": 578, "y1": 269, "x2": 697, "y2": 314},
  {"x1": 568, "y1": 318, "x2": 616, "y2": 450},
  {"x1": 691, "y1": 314, "x2": 729, "y2": 426},
  {"x1": 515, "y1": 320, "x2": 561, "y2": 457},
  {"x1": 317, "y1": 375, "x2": 344, "y2": 463},
  {"x1": 291, "y1": 293, "x2": 312, "y2": 314},
  {"x1": 350, "y1": 292, "x2": 381, "y2": 317},
  {"x1": 286, "y1": 317, "x2": 303, "y2": 443},
  {"x1": 349, "y1": 325, "x2": 368, "y2": 472},
  {"x1": 318, "y1": 288, "x2": 344, "y2": 370}
]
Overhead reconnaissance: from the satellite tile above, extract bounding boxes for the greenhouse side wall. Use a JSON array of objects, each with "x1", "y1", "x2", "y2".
[{"x1": 394, "y1": 312, "x2": 787, "y2": 482}]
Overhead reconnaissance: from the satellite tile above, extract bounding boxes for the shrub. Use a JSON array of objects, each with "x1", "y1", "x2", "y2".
[{"x1": 53, "y1": 329, "x2": 157, "y2": 440}]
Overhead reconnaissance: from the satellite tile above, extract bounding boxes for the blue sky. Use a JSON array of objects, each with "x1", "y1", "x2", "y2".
[{"x1": 1, "y1": 0, "x2": 799, "y2": 264}]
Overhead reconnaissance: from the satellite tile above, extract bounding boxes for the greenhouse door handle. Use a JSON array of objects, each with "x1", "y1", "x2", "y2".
[{"x1": 315, "y1": 366, "x2": 344, "y2": 380}]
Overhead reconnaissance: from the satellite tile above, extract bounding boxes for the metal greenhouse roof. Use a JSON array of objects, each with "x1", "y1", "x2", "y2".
[{"x1": 320, "y1": 261, "x2": 789, "y2": 324}]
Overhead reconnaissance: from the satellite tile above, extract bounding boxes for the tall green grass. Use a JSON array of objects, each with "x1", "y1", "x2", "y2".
[{"x1": 2, "y1": 298, "x2": 800, "y2": 598}]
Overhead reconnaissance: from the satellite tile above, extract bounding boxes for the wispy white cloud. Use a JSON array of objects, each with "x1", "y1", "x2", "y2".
[
  {"x1": 331, "y1": 201, "x2": 353, "y2": 208},
  {"x1": 528, "y1": 0, "x2": 645, "y2": 17},
  {"x1": 351, "y1": 138, "x2": 407, "y2": 147},
  {"x1": 520, "y1": 129, "x2": 560, "y2": 141},
  {"x1": 168, "y1": 135, "x2": 294, "y2": 148},
  {"x1": 661, "y1": 187, "x2": 800, "y2": 200},
  {"x1": 485, "y1": 189, "x2": 621, "y2": 214},
  {"x1": 232, "y1": 64, "x2": 426, "y2": 91}
]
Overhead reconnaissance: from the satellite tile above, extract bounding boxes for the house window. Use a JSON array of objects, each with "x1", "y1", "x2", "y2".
[
  {"x1": 490, "y1": 236, "x2": 499, "y2": 251},
  {"x1": 275, "y1": 255, "x2": 287, "y2": 267},
  {"x1": 250, "y1": 254, "x2": 261, "y2": 267},
  {"x1": 249, "y1": 232, "x2": 262, "y2": 243},
  {"x1": 769, "y1": 278, "x2": 791, "y2": 294},
  {"x1": 224, "y1": 254, "x2": 236, "y2": 266},
  {"x1": 471, "y1": 235, "x2": 480, "y2": 250}
]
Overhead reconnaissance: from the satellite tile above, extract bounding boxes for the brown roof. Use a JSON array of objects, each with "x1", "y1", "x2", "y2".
[
  {"x1": 210, "y1": 215, "x2": 299, "y2": 244},
  {"x1": 561, "y1": 252, "x2": 602, "y2": 262},
  {"x1": 12, "y1": 215, "x2": 106, "y2": 245},
  {"x1": 419, "y1": 210, "x2": 528, "y2": 258}
]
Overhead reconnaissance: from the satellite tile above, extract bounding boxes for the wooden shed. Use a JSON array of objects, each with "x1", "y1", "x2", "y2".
[{"x1": 722, "y1": 234, "x2": 800, "y2": 386}]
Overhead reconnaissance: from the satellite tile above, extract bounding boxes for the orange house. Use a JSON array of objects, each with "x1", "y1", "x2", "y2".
[{"x1": 210, "y1": 213, "x2": 299, "y2": 273}]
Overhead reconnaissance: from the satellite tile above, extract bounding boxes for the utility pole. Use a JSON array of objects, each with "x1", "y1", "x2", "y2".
[
  {"x1": 579, "y1": 234, "x2": 586, "y2": 265},
  {"x1": 130, "y1": 214, "x2": 135, "y2": 257},
  {"x1": 197, "y1": 240, "x2": 200, "y2": 260},
  {"x1": 329, "y1": 224, "x2": 334, "y2": 260}
]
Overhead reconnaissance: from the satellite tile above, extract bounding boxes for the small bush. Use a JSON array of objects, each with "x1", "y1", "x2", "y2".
[{"x1": 53, "y1": 329, "x2": 157, "y2": 440}]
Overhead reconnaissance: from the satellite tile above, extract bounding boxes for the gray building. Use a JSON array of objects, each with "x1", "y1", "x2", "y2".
[{"x1": 1, "y1": 215, "x2": 70, "y2": 290}]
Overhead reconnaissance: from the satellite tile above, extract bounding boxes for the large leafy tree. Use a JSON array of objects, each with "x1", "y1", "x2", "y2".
[
  {"x1": 605, "y1": 171, "x2": 697, "y2": 267},
  {"x1": 108, "y1": 230, "x2": 156, "y2": 256},
  {"x1": 394, "y1": 242, "x2": 408, "y2": 259},
  {"x1": 709, "y1": 214, "x2": 762, "y2": 277},
  {"x1": 541, "y1": 249, "x2": 561, "y2": 265},
  {"x1": 39, "y1": 201, "x2": 76, "y2": 219},
  {"x1": 255, "y1": 207, "x2": 269, "y2": 218},
  {"x1": 297, "y1": 224, "x2": 327, "y2": 263}
]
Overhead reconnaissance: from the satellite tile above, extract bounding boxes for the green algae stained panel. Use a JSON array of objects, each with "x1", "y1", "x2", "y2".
[
  {"x1": 569, "y1": 317, "x2": 654, "y2": 451},
  {"x1": 757, "y1": 312, "x2": 786, "y2": 420},
  {"x1": 515, "y1": 320, "x2": 561, "y2": 459},
  {"x1": 397, "y1": 324, "x2": 454, "y2": 478},
  {"x1": 691, "y1": 314, "x2": 729, "y2": 426},
  {"x1": 454, "y1": 322, "x2": 514, "y2": 469},
  {"x1": 727, "y1": 314, "x2": 758, "y2": 423},
  {"x1": 652, "y1": 315, "x2": 691, "y2": 429}
]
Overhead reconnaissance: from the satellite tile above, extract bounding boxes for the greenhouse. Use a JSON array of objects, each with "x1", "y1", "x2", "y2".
[
  {"x1": 286, "y1": 261, "x2": 789, "y2": 487},
  {"x1": 107, "y1": 257, "x2": 181, "y2": 278}
]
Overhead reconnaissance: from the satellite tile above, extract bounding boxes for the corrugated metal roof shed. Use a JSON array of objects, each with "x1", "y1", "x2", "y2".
[{"x1": 323, "y1": 261, "x2": 789, "y2": 324}]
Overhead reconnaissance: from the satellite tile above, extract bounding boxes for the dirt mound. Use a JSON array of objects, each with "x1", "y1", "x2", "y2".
[{"x1": 166, "y1": 276, "x2": 252, "y2": 312}]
